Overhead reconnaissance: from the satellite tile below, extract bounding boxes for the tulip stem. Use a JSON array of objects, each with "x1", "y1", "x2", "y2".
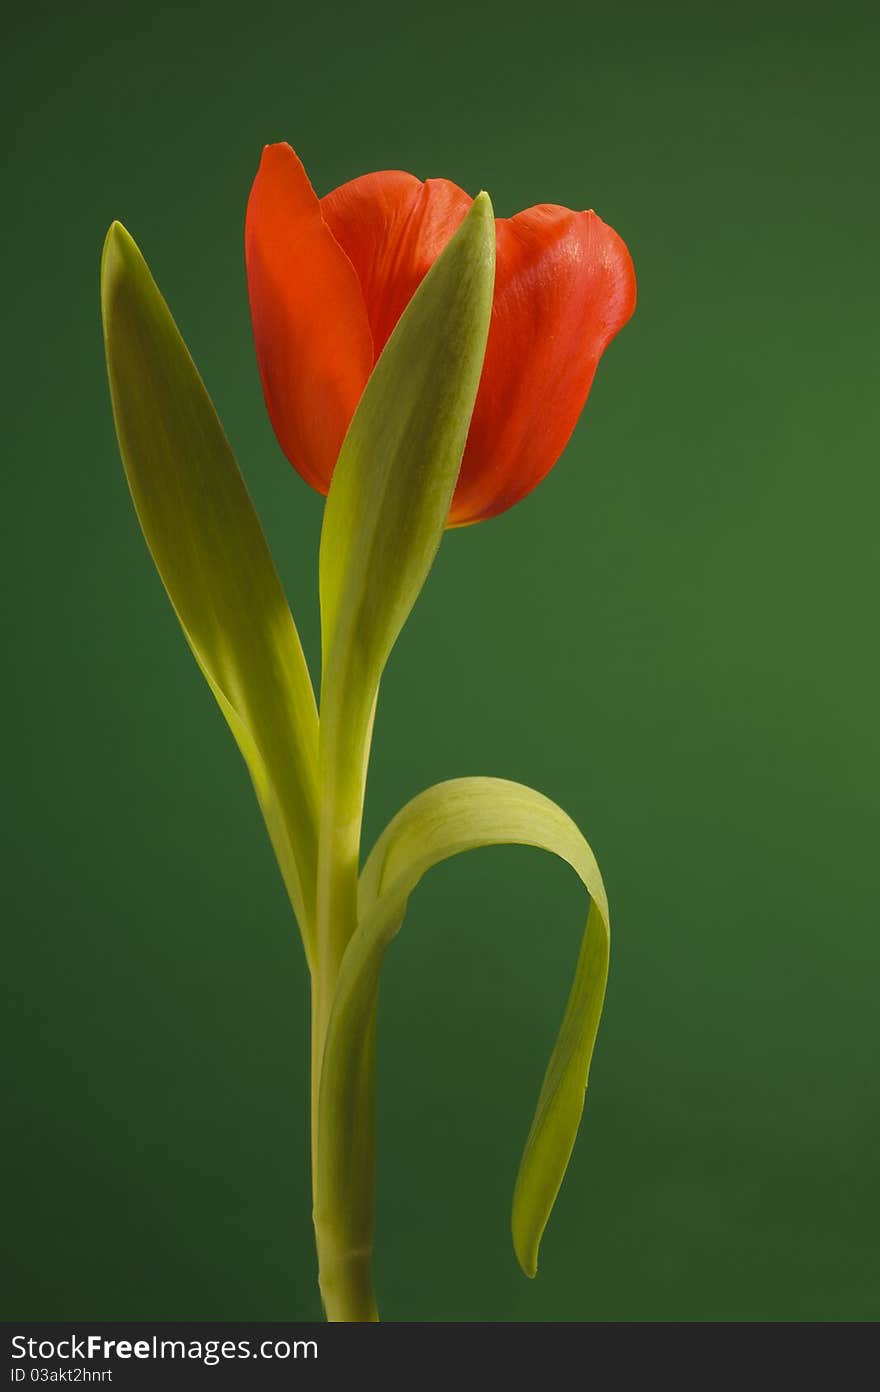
[
  {"x1": 311, "y1": 981, "x2": 378, "y2": 1321},
  {"x1": 310, "y1": 692, "x2": 379, "y2": 1322}
]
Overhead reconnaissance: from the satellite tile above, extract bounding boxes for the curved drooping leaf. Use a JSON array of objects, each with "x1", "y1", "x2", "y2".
[
  {"x1": 101, "y1": 223, "x2": 319, "y2": 950},
  {"x1": 314, "y1": 197, "x2": 496, "y2": 979},
  {"x1": 317, "y1": 777, "x2": 610, "y2": 1279}
]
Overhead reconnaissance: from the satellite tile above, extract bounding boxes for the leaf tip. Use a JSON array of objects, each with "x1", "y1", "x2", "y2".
[
  {"x1": 512, "y1": 1191, "x2": 540, "y2": 1275},
  {"x1": 101, "y1": 220, "x2": 134, "y2": 312},
  {"x1": 467, "y1": 190, "x2": 495, "y2": 256},
  {"x1": 471, "y1": 188, "x2": 494, "y2": 218},
  {"x1": 512, "y1": 1210, "x2": 540, "y2": 1280},
  {"x1": 102, "y1": 217, "x2": 129, "y2": 267},
  {"x1": 101, "y1": 220, "x2": 149, "y2": 305}
]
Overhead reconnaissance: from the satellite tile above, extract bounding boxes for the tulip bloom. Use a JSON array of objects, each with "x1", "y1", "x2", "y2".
[{"x1": 246, "y1": 143, "x2": 636, "y2": 526}]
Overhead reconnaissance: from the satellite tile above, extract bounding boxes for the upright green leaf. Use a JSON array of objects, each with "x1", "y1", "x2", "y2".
[
  {"x1": 319, "y1": 192, "x2": 496, "y2": 700},
  {"x1": 101, "y1": 222, "x2": 319, "y2": 949},
  {"x1": 313, "y1": 194, "x2": 496, "y2": 980},
  {"x1": 318, "y1": 777, "x2": 610, "y2": 1281}
]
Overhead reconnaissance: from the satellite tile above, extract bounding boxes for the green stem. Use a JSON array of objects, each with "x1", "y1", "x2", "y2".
[
  {"x1": 310, "y1": 692, "x2": 379, "y2": 1322},
  {"x1": 310, "y1": 981, "x2": 378, "y2": 1321},
  {"x1": 315, "y1": 1235, "x2": 378, "y2": 1322}
]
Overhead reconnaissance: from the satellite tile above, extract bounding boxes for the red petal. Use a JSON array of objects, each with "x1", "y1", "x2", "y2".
[
  {"x1": 321, "y1": 172, "x2": 473, "y2": 358},
  {"x1": 245, "y1": 144, "x2": 373, "y2": 493},
  {"x1": 449, "y1": 206, "x2": 637, "y2": 526}
]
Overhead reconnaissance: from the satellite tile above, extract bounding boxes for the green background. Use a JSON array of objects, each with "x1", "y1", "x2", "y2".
[{"x1": 3, "y1": 0, "x2": 878, "y2": 1322}]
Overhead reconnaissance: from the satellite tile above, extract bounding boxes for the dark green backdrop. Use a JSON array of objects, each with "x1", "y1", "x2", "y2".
[{"x1": 3, "y1": 0, "x2": 878, "y2": 1322}]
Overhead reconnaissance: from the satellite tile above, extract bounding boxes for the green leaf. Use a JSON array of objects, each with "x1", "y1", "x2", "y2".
[
  {"x1": 319, "y1": 191, "x2": 496, "y2": 705},
  {"x1": 313, "y1": 193, "x2": 497, "y2": 978},
  {"x1": 318, "y1": 776, "x2": 610, "y2": 1279},
  {"x1": 101, "y1": 222, "x2": 319, "y2": 951}
]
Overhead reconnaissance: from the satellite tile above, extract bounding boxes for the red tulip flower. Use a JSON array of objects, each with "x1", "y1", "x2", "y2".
[
  {"x1": 104, "y1": 141, "x2": 634, "y2": 1320},
  {"x1": 246, "y1": 143, "x2": 636, "y2": 526}
]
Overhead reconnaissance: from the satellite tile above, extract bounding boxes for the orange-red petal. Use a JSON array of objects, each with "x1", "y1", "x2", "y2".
[
  {"x1": 248, "y1": 147, "x2": 636, "y2": 523},
  {"x1": 449, "y1": 205, "x2": 637, "y2": 525},
  {"x1": 245, "y1": 143, "x2": 374, "y2": 493},
  {"x1": 321, "y1": 172, "x2": 473, "y2": 359}
]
